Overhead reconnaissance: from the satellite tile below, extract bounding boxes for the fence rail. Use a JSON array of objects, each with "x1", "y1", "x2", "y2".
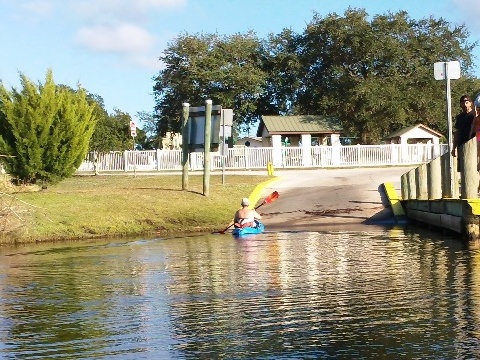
[{"x1": 77, "y1": 144, "x2": 448, "y2": 173}]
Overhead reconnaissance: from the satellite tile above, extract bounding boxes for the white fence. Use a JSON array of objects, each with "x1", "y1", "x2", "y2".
[{"x1": 77, "y1": 144, "x2": 448, "y2": 173}]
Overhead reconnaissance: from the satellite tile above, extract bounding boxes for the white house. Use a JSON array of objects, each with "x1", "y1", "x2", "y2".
[
  {"x1": 236, "y1": 136, "x2": 263, "y2": 147},
  {"x1": 383, "y1": 123, "x2": 443, "y2": 145}
]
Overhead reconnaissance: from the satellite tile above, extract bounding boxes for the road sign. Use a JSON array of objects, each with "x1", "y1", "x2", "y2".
[
  {"x1": 130, "y1": 121, "x2": 137, "y2": 137},
  {"x1": 434, "y1": 61, "x2": 460, "y2": 80}
]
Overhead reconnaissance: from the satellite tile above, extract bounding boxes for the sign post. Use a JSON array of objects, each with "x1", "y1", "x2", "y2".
[
  {"x1": 130, "y1": 121, "x2": 137, "y2": 177},
  {"x1": 221, "y1": 109, "x2": 233, "y2": 184},
  {"x1": 434, "y1": 60, "x2": 460, "y2": 198}
]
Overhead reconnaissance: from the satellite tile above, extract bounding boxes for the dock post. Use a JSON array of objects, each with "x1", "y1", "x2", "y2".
[
  {"x1": 407, "y1": 169, "x2": 417, "y2": 199},
  {"x1": 441, "y1": 152, "x2": 454, "y2": 198},
  {"x1": 427, "y1": 157, "x2": 442, "y2": 199},
  {"x1": 460, "y1": 138, "x2": 479, "y2": 199},
  {"x1": 415, "y1": 164, "x2": 428, "y2": 200},
  {"x1": 401, "y1": 173, "x2": 408, "y2": 200}
]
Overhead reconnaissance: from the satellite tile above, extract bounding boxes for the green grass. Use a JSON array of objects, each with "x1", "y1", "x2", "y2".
[{"x1": 0, "y1": 174, "x2": 270, "y2": 244}]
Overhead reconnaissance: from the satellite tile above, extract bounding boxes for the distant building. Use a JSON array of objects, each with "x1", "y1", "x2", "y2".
[
  {"x1": 383, "y1": 124, "x2": 443, "y2": 145},
  {"x1": 255, "y1": 115, "x2": 344, "y2": 167},
  {"x1": 257, "y1": 115, "x2": 343, "y2": 147},
  {"x1": 161, "y1": 132, "x2": 182, "y2": 150},
  {"x1": 236, "y1": 136, "x2": 263, "y2": 147}
]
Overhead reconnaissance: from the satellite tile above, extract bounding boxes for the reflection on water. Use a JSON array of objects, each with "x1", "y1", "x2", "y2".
[{"x1": 0, "y1": 227, "x2": 480, "y2": 359}]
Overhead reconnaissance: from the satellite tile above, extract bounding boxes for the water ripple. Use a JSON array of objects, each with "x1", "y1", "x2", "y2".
[{"x1": 0, "y1": 229, "x2": 480, "y2": 359}]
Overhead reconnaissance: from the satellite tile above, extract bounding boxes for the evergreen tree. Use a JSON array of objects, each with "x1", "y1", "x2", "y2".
[{"x1": 0, "y1": 69, "x2": 97, "y2": 184}]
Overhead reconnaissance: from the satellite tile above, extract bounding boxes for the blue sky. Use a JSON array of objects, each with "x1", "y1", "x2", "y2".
[{"x1": 1, "y1": 0, "x2": 479, "y2": 127}]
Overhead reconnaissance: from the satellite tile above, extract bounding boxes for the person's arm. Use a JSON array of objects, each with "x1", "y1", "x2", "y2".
[
  {"x1": 451, "y1": 130, "x2": 459, "y2": 157},
  {"x1": 469, "y1": 120, "x2": 476, "y2": 140},
  {"x1": 233, "y1": 210, "x2": 241, "y2": 223}
]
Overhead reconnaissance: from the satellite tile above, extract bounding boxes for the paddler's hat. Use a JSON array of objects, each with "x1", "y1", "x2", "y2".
[{"x1": 241, "y1": 198, "x2": 250, "y2": 206}]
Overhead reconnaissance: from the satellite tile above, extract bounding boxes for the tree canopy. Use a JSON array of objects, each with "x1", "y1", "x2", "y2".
[
  {"x1": 0, "y1": 70, "x2": 97, "y2": 184},
  {"x1": 294, "y1": 9, "x2": 480, "y2": 143},
  {"x1": 88, "y1": 107, "x2": 147, "y2": 151},
  {"x1": 153, "y1": 32, "x2": 268, "y2": 138},
  {"x1": 153, "y1": 8, "x2": 480, "y2": 144}
]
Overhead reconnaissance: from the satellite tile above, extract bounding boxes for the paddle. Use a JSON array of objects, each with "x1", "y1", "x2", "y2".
[{"x1": 216, "y1": 191, "x2": 280, "y2": 234}]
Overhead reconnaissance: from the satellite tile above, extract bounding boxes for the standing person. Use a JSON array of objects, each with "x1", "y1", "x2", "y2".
[
  {"x1": 234, "y1": 198, "x2": 262, "y2": 228},
  {"x1": 469, "y1": 95, "x2": 480, "y2": 143},
  {"x1": 469, "y1": 95, "x2": 480, "y2": 190},
  {"x1": 452, "y1": 95, "x2": 475, "y2": 158}
]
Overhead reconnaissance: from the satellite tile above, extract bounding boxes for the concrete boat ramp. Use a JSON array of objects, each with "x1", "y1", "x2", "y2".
[{"x1": 251, "y1": 167, "x2": 414, "y2": 232}]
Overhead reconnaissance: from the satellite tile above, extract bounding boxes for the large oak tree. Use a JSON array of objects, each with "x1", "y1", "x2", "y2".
[
  {"x1": 295, "y1": 9, "x2": 480, "y2": 143},
  {"x1": 153, "y1": 8, "x2": 480, "y2": 144}
]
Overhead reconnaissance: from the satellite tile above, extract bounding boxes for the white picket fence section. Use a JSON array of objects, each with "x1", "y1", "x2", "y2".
[{"x1": 77, "y1": 143, "x2": 448, "y2": 173}]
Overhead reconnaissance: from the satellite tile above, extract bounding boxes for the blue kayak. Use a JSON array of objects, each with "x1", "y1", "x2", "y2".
[{"x1": 232, "y1": 220, "x2": 265, "y2": 236}]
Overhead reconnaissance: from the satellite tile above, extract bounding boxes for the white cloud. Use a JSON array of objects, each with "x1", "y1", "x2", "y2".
[
  {"x1": 7, "y1": 0, "x2": 182, "y2": 70},
  {"x1": 21, "y1": 0, "x2": 55, "y2": 17},
  {"x1": 136, "y1": 0, "x2": 186, "y2": 10},
  {"x1": 75, "y1": 23, "x2": 156, "y2": 53},
  {"x1": 72, "y1": 0, "x2": 186, "y2": 21}
]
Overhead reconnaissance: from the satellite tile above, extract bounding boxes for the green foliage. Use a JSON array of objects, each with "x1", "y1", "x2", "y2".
[
  {"x1": 0, "y1": 70, "x2": 97, "y2": 184},
  {"x1": 295, "y1": 9, "x2": 479, "y2": 143},
  {"x1": 136, "y1": 111, "x2": 161, "y2": 149},
  {"x1": 257, "y1": 29, "x2": 302, "y2": 116},
  {"x1": 89, "y1": 108, "x2": 143, "y2": 151},
  {"x1": 152, "y1": 8, "x2": 480, "y2": 144},
  {"x1": 153, "y1": 32, "x2": 267, "y2": 137}
]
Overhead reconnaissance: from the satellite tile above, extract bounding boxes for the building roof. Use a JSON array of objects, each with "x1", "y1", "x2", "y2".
[
  {"x1": 238, "y1": 136, "x2": 262, "y2": 142},
  {"x1": 257, "y1": 115, "x2": 342, "y2": 136},
  {"x1": 384, "y1": 123, "x2": 443, "y2": 139}
]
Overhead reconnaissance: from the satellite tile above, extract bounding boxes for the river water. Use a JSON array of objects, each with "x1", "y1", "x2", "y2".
[{"x1": 1, "y1": 227, "x2": 480, "y2": 359}]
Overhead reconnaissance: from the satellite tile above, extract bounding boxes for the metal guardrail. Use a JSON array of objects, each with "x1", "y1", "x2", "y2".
[{"x1": 77, "y1": 144, "x2": 449, "y2": 173}]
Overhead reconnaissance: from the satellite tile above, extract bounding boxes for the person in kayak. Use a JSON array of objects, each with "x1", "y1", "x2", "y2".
[{"x1": 234, "y1": 198, "x2": 262, "y2": 228}]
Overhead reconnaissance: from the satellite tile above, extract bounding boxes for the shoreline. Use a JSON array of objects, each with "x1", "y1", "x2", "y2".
[{"x1": 0, "y1": 167, "x2": 414, "y2": 244}]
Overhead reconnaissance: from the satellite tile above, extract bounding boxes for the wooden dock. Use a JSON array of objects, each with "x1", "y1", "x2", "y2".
[{"x1": 391, "y1": 137, "x2": 480, "y2": 240}]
